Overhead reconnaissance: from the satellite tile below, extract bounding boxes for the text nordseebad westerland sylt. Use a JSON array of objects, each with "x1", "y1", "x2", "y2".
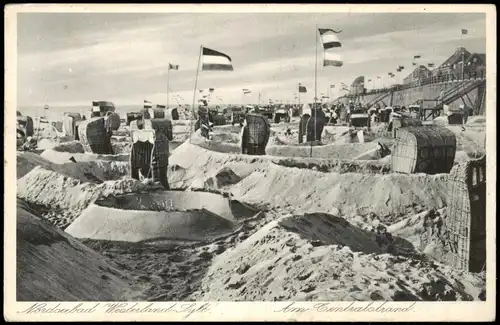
[{"x1": 18, "y1": 302, "x2": 213, "y2": 319}]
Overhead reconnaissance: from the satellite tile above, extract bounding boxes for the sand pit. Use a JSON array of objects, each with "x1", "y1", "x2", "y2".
[
  {"x1": 193, "y1": 213, "x2": 485, "y2": 301},
  {"x1": 65, "y1": 190, "x2": 260, "y2": 243},
  {"x1": 66, "y1": 207, "x2": 234, "y2": 243},
  {"x1": 17, "y1": 205, "x2": 140, "y2": 301}
]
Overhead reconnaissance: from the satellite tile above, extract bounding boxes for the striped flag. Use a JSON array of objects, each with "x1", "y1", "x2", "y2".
[
  {"x1": 168, "y1": 63, "x2": 179, "y2": 70},
  {"x1": 318, "y1": 28, "x2": 342, "y2": 49},
  {"x1": 201, "y1": 47, "x2": 233, "y2": 71},
  {"x1": 44, "y1": 104, "x2": 50, "y2": 110},
  {"x1": 462, "y1": 29, "x2": 468, "y2": 35},
  {"x1": 298, "y1": 84, "x2": 307, "y2": 93},
  {"x1": 324, "y1": 52, "x2": 343, "y2": 67},
  {"x1": 144, "y1": 100, "x2": 152, "y2": 109}
]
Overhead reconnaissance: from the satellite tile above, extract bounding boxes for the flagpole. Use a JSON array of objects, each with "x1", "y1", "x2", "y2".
[
  {"x1": 460, "y1": 30, "x2": 464, "y2": 80},
  {"x1": 167, "y1": 68, "x2": 170, "y2": 109},
  {"x1": 311, "y1": 25, "x2": 318, "y2": 158},
  {"x1": 190, "y1": 45, "x2": 203, "y2": 142}
]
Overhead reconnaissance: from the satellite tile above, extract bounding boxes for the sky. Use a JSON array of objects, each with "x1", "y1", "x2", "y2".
[{"x1": 17, "y1": 12, "x2": 486, "y2": 107}]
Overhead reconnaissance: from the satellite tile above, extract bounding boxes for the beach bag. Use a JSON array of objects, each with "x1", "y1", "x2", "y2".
[{"x1": 245, "y1": 113, "x2": 268, "y2": 145}]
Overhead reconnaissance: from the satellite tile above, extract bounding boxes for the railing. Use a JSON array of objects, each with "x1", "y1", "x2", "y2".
[{"x1": 340, "y1": 70, "x2": 486, "y2": 99}]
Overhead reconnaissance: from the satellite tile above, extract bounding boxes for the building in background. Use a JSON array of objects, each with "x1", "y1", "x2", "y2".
[
  {"x1": 403, "y1": 65, "x2": 432, "y2": 85},
  {"x1": 349, "y1": 76, "x2": 365, "y2": 96}
]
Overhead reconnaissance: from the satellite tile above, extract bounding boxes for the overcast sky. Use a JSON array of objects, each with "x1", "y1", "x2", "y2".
[{"x1": 17, "y1": 12, "x2": 486, "y2": 106}]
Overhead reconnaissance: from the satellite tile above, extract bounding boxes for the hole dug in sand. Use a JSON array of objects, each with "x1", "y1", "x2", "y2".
[{"x1": 65, "y1": 191, "x2": 259, "y2": 243}]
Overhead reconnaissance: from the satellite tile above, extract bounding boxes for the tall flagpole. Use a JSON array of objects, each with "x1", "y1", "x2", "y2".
[
  {"x1": 311, "y1": 25, "x2": 318, "y2": 158},
  {"x1": 298, "y1": 83, "x2": 301, "y2": 113},
  {"x1": 190, "y1": 45, "x2": 203, "y2": 142},
  {"x1": 167, "y1": 68, "x2": 170, "y2": 109},
  {"x1": 460, "y1": 31, "x2": 464, "y2": 80}
]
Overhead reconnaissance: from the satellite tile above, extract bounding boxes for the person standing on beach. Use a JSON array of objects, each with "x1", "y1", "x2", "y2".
[{"x1": 240, "y1": 109, "x2": 270, "y2": 156}]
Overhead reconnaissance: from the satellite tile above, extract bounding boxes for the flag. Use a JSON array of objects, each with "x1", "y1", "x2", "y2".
[
  {"x1": 399, "y1": 65, "x2": 404, "y2": 70},
  {"x1": 414, "y1": 55, "x2": 421, "y2": 59},
  {"x1": 367, "y1": 79, "x2": 372, "y2": 82},
  {"x1": 318, "y1": 28, "x2": 342, "y2": 49},
  {"x1": 428, "y1": 63, "x2": 435, "y2": 67},
  {"x1": 324, "y1": 52, "x2": 343, "y2": 67},
  {"x1": 144, "y1": 100, "x2": 152, "y2": 109},
  {"x1": 168, "y1": 63, "x2": 179, "y2": 70},
  {"x1": 462, "y1": 29, "x2": 468, "y2": 35},
  {"x1": 298, "y1": 84, "x2": 307, "y2": 93},
  {"x1": 330, "y1": 84, "x2": 335, "y2": 88},
  {"x1": 377, "y1": 76, "x2": 381, "y2": 79},
  {"x1": 199, "y1": 89, "x2": 204, "y2": 93},
  {"x1": 242, "y1": 88, "x2": 252, "y2": 94},
  {"x1": 201, "y1": 47, "x2": 233, "y2": 71},
  {"x1": 209, "y1": 88, "x2": 215, "y2": 92},
  {"x1": 44, "y1": 104, "x2": 50, "y2": 110},
  {"x1": 413, "y1": 62, "x2": 417, "y2": 66}
]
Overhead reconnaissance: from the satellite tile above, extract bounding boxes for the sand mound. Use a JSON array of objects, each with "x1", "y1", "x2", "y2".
[
  {"x1": 17, "y1": 152, "x2": 55, "y2": 179},
  {"x1": 190, "y1": 128, "x2": 384, "y2": 159},
  {"x1": 231, "y1": 163, "x2": 449, "y2": 220},
  {"x1": 66, "y1": 205, "x2": 234, "y2": 243},
  {"x1": 169, "y1": 143, "x2": 391, "y2": 193},
  {"x1": 41, "y1": 148, "x2": 130, "y2": 164},
  {"x1": 17, "y1": 206, "x2": 140, "y2": 301},
  {"x1": 193, "y1": 213, "x2": 485, "y2": 301},
  {"x1": 466, "y1": 116, "x2": 486, "y2": 124},
  {"x1": 19, "y1": 152, "x2": 129, "y2": 182},
  {"x1": 445, "y1": 125, "x2": 486, "y2": 155},
  {"x1": 17, "y1": 166, "x2": 149, "y2": 219},
  {"x1": 51, "y1": 141, "x2": 85, "y2": 153}
]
